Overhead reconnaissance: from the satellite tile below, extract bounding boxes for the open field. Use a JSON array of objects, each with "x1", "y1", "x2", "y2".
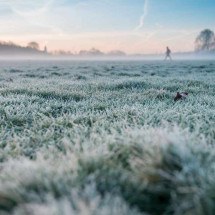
[{"x1": 0, "y1": 60, "x2": 214, "y2": 215}]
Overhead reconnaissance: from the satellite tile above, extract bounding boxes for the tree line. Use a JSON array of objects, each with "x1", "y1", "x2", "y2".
[{"x1": 1, "y1": 29, "x2": 215, "y2": 55}]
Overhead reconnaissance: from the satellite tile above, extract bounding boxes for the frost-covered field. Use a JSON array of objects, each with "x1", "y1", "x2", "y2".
[{"x1": 0, "y1": 60, "x2": 214, "y2": 215}]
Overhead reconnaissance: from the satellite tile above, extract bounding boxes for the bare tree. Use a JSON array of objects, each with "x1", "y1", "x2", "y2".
[
  {"x1": 195, "y1": 29, "x2": 215, "y2": 52},
  {"x1": 27, "y1": 42, "x2": 40, "y2": 50}
]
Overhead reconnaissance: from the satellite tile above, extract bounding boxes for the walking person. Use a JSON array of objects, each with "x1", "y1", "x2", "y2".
[{"x1": 165, "y1": 46, "x2": 172, "y2": 60}]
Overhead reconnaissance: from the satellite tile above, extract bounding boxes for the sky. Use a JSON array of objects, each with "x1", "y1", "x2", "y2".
[{"x1": 0, "y1": 0, "x2": 215, "y2": 54}]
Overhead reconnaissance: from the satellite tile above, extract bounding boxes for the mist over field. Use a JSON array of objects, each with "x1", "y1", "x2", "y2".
[{"x1": 0, "y1": 60, "x2": 214, "y2": 215}]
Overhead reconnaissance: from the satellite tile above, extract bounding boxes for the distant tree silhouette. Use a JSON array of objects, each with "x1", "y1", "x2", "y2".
[
  {"x1": 44, "y1": 46, "x2": 48, "y2": 53},
  {"x1": 79, "y1": 48, "x2": 104, "y2": 56},
  {"x1": 0, "y1": 40, "x2": 48, "y2": 56},
  {"x1": 195, "y1": 29, "x2": 215, "y2": 52},
  {"x1": 27, "y1": 42, "x2": 40, "y2": 50}
]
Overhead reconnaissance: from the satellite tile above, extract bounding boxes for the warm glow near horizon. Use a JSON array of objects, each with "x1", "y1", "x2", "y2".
[{"x1": 0, "y1": 0, "x2": 215, "y2": 54}]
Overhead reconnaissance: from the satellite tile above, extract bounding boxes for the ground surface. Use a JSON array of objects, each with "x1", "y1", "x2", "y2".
[{"x1": 0, "y1": 60, "x2": 214, "y2": 215}]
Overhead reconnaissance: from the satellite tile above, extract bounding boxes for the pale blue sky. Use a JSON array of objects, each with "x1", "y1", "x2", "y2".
[{"x1": 0, "y1": 0, "x2": 214, "y2": 53}]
